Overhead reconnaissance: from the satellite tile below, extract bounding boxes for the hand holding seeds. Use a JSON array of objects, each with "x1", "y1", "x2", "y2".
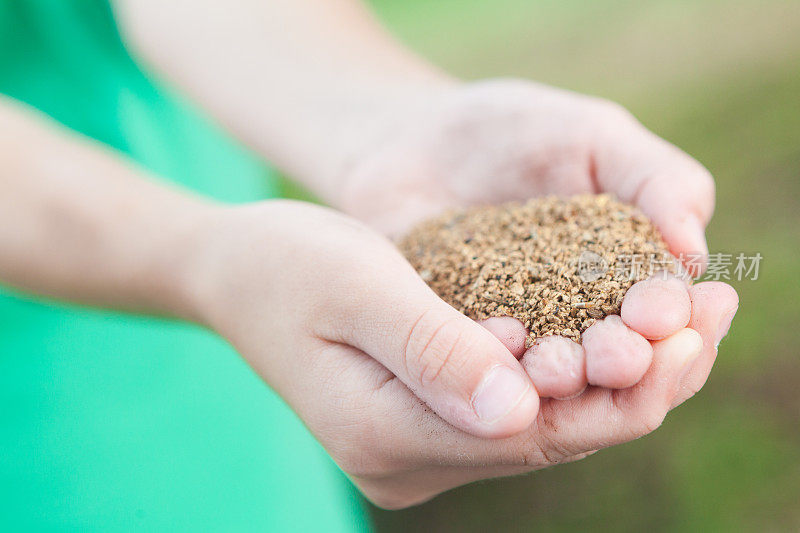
[
  {"x1": 336, "y1": 77, "x2": 738, "y2": 406},
  {"x1": 187, "y1": 80, "x2": 738, "y2": 509},
  {"x1": 194, "y1": 198, "x2": 736, "y2": 508},
  {"x1": 400, "y1": 194, "x2": 698, "y2": 397}
]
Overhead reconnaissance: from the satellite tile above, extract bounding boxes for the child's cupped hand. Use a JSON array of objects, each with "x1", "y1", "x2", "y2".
[
  {"x1": 187, "y1": 200, "x2": 736, "y2": 508},
  {"x1": 334, "y1": 77, "x2": 739, "y2": 427}
]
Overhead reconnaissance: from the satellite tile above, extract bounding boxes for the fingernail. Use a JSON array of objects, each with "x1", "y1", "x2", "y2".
[
  {"x1": 472, "y1": 365, "x2": 531, "y2": 424},
  {"x1": 715, "y1": 305, "x2": 738, "y2": 347}
]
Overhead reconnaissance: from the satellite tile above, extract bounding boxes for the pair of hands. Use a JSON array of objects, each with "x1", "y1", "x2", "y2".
[{"x1": 186, "y1": 80, "x2": 738, "y2": 508}]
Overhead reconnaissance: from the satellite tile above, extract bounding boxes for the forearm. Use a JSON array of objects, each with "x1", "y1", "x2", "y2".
[
  {"x1": 112, "y1": 0, "x2": 455, "y2": 205},
  {"x1": 0, "y1": 96, "x2": 212, "y2": 320}
]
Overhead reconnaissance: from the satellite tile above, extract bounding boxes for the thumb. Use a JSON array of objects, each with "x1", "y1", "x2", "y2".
[
  {"x1": 595, "y1": 123, "x2": 715, "y2": 276},
  {"x1": 338, "y1": 250, "x2": 540, "y2": 439}
]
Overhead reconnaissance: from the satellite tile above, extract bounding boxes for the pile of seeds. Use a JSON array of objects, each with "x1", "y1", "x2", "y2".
[{"x1": 399, "y1": 194, "x2": 679, "y2": 346}]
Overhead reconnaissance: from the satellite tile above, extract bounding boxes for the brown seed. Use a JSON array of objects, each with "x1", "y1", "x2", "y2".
[
  {"x1": 398, "y1": 194, "x2": 676, "y2": 345},
  {"x1": 587, "y1": 308, "x2": 605, "y2": 319}
]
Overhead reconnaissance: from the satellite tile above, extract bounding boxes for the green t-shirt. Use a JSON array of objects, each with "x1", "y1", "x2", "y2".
[{"x1": 0, "y1": 1, "x2": 369, "y2": 530}]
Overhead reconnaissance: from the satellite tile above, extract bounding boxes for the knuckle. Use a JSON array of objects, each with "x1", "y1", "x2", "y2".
[
  {"x1": 517, "y1": 445, "x2": 549, "y2": 467},
  {"x1": 496, "y1": 430, "x2": 564, "y2": 468},
  {"x1": 403, "y1": 309, "x2": 468, "y2": 388},
  {"x1": 501, "y1": 436, "x2": 574, "y2": 468},
  {"x1": 483, "y1": 402, "x2": 588, "y2": 468},
  {"x1": 531, "y1": 432, "x2": 579, "y2": 466}
]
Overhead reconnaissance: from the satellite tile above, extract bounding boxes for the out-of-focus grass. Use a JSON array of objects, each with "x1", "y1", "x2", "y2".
[{"x1": 364, "y1": 0, "x2": 800, "y2": 531}]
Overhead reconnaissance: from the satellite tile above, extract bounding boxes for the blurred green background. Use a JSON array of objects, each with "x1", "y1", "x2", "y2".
[{"x1": 364, "y1": 0, "x2": 800, "y2": 531}]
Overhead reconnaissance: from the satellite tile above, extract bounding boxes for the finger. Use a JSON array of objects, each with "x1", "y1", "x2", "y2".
[
  {"x1": 527, "y1": 327, "x2": 703, "y2": 459},
  {"x1": 362, "y1": 328, "x2": 702, "y2": 469},
  {"x1": 671, "y1": 281, "x2": 739, "y2": 408},
  {"x1": 478, "y1": 316, "x2": 528, "y2": 358},
  {"x1": 621, "y1": 273, "x2": 691, "y2": 340},
  {"x1": 332, "y1": 244, "x2": 540, "y2": 439},
  {"x1": 596, "y1": 126, "x2": 715, "y2": 275},
  {"x1": 520, "y1": 336, "x2": 587, "y2": 399},
  {"x1": 582, "y1": 315, "x2": 653, "y2": 389}
]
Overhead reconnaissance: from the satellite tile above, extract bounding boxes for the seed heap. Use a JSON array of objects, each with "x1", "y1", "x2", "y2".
[{"x1": 399, "y1": 194, "x2": 679, "y2": 346}]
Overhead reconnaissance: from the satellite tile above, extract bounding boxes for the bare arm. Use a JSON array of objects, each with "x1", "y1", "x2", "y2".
[
  {"x1": 0, "y1": 97, "x2": 208, "y2": 319},
  {"x1": 5, "y1": 0, "x2": 440, "y2": 313},
  {"x1": 112, "y1": 0, "x2": 453, "y2": 205}
]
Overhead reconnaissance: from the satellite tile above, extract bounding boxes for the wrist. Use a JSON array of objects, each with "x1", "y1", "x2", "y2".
[
  {"x1": 153, "y1": 199, "x2": 229, "y2": 324},
  {"x1": 174, "y1": 201, "x2": 287, "y2": 334}
]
